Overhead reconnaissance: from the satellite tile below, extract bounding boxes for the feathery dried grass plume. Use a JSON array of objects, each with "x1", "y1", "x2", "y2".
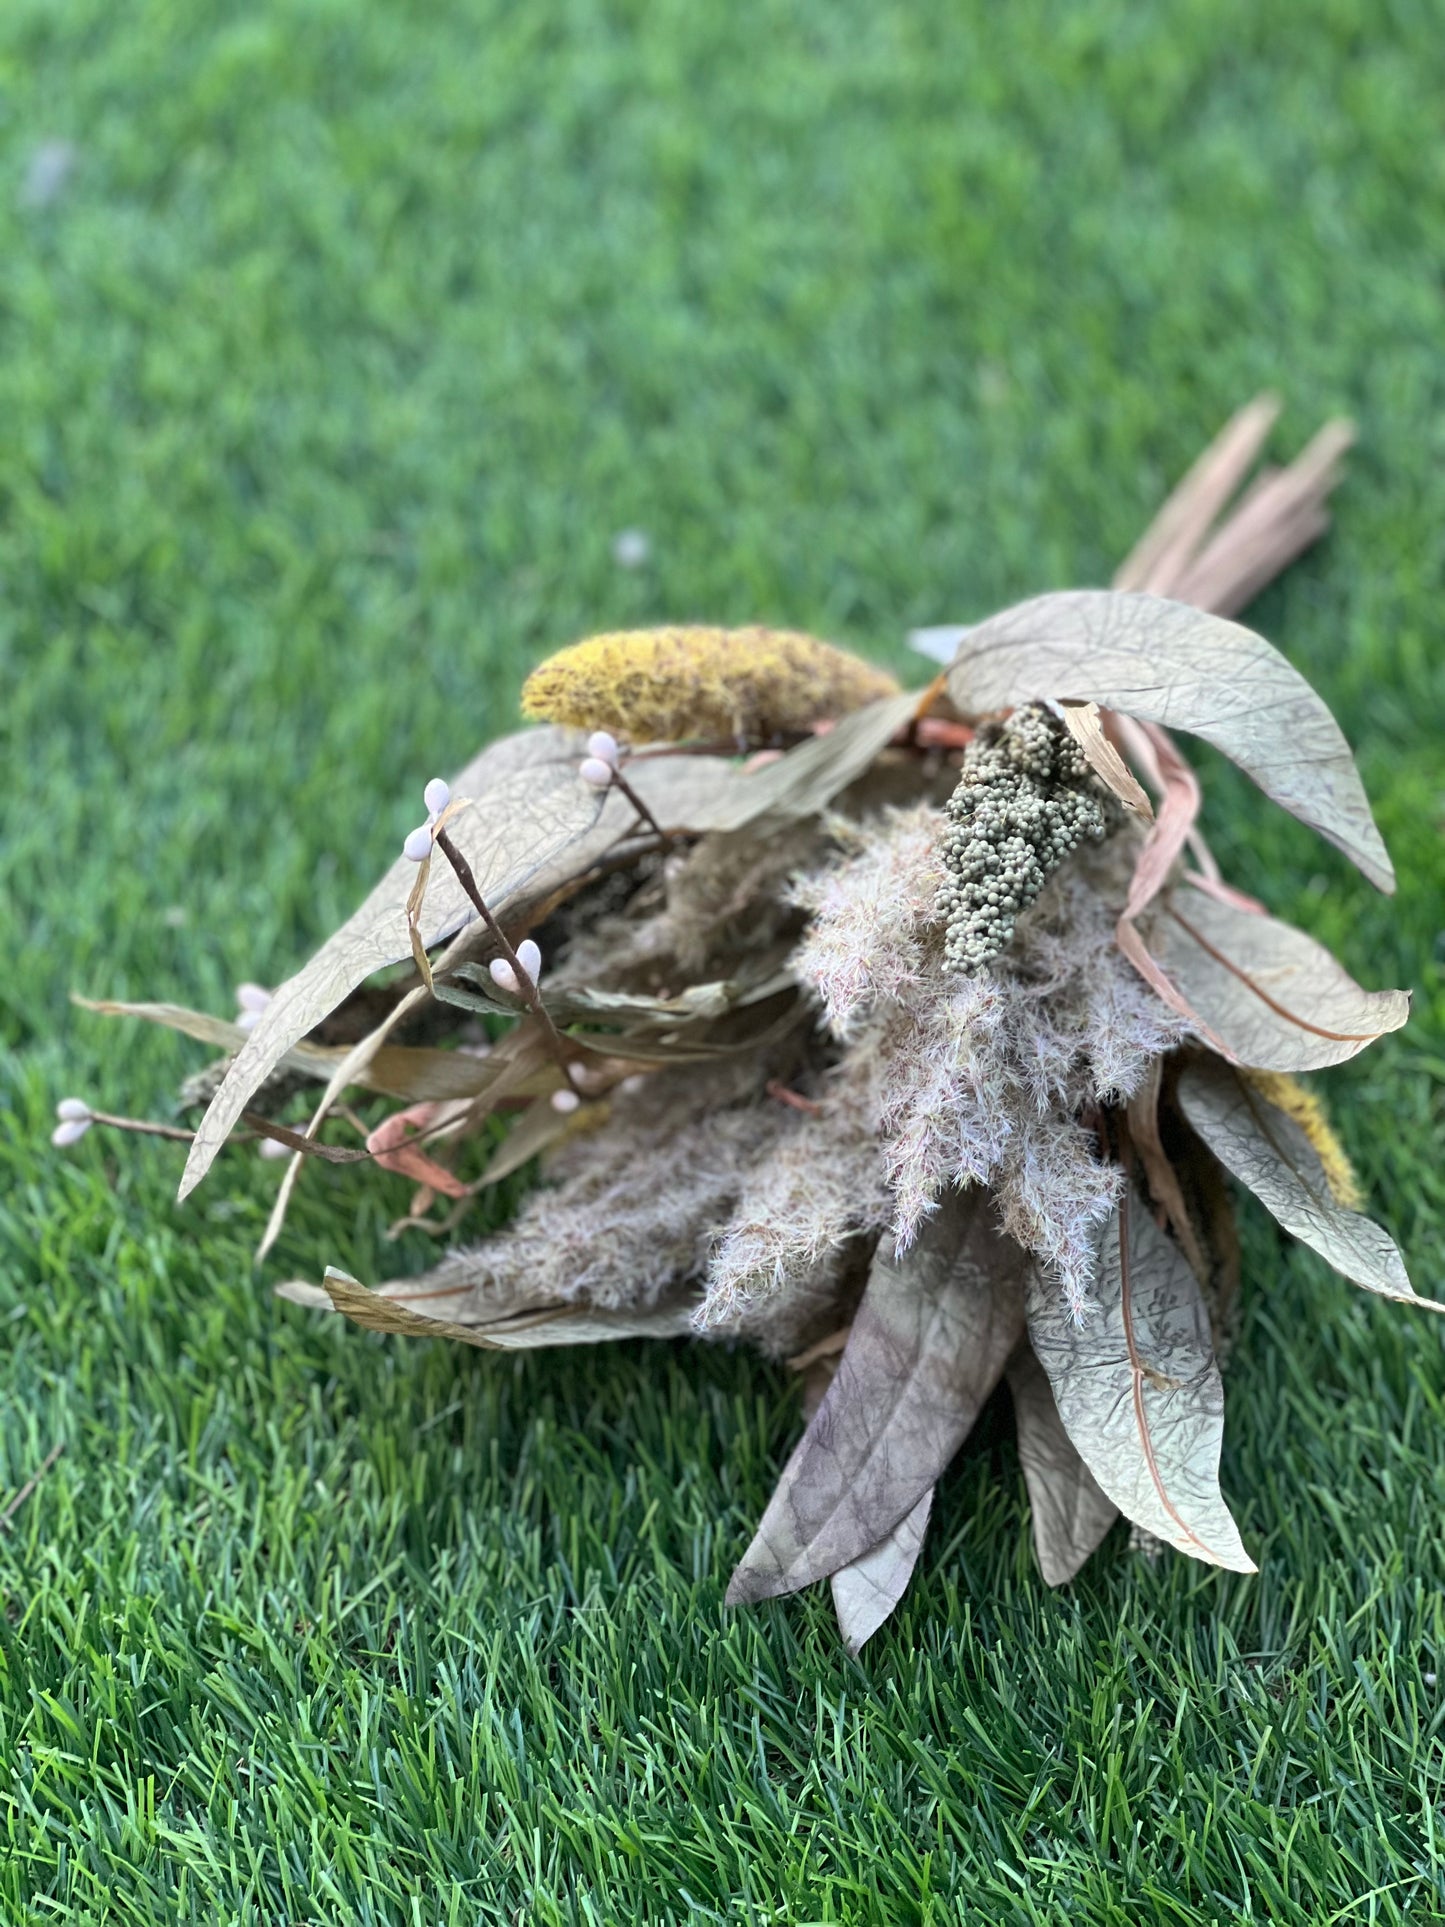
[
  {"x1": 72, "y1": 397, "x2": 1432, "y2": 1659},
  {"x1": 520, "y1": 624, "x2": 900, "y2": 743}
]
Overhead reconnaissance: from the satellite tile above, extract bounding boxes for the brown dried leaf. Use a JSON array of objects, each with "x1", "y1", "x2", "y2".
[
  {"x1": 943, "y1": 591, "x2": 1394, "y2": 892},
  {"x1": 1059, "y1": 703, "x2": 1153, "y2": 818},
  {"x1": 1025, "y1": 1187, "x2": 1256, "y2": 1572},
  {"x1": 725, "y1": 1186, "x2": 1026, "y2": 1605},
  {"x1": 1151, "y1": 885, "x2": 1409, "y2": 1071},
  {"x1": 1177, "y1": 1059, "x2": 1438, "y2": 1311},
  {"x1": 829, "y1": 1489, "x2": 934, "y2": 1655},
  {"x1": 281, "y1": 1266, "x2": 699, "y2": 1348},
  {"x1": 1005, "y1": 1344, "x2": 1117, "y2": 1586}
]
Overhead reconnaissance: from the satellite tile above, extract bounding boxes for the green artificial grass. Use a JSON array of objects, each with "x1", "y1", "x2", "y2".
[{"x1": 3, "y1": 0, "x2": 1444, "y2": 1918}]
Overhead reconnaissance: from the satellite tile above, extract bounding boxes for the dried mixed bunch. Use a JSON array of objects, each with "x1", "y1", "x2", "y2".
[{"x1": 69, "y1": 398, "x2": 1434, "y2": 1653}]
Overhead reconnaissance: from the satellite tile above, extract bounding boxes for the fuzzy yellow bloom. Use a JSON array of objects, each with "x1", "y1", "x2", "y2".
[
  {"x1": 1243, "y1": 1069, "x2": 1363, "y2": 1209},
  {"x1": 520, "y1": 625, "x2": 900, "y2": 745}
]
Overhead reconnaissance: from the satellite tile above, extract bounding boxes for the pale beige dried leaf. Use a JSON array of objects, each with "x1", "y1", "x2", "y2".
[
  {"x1": 830, "y1": 1488, "x2": 934, "y2": 1655},
  {"x1": 477, "y1": 1093, "x2": 579, "y2": 1187},
  {"x1": 286, "y1": 1266, "x2": 698, "y2": 1348},
  {"x1": 181, "y1": 727, "x2": 607, "y2": 1198},
  {"x1": 1026, "y1": 1188, "x2": 1255, "y2": 1573},
  {"x1": 1177, "y1": 1059, "x2": 1438, "y2": 1312},
  {"x1": 1151, "y1": 885, "x2": 1409, "y2": 1070},
  {"x1": 724, "y1": 1186, "x2": 1026, "y2": 1605},
  {"x1": 74, "y1": 995, "x2": 504, "y2": 1103},
  {"x1": 1059, "y1": 703, "x2": 1153, "y2": 818},
  {"x1": 944, "y1": 591, "x2": 1393, "y2": 892},
  {"x1": 1005, "y1": 1344, "x2": 1117, "y2": 1586},
  {"x1": 651, "y1": 689, "x2": 924, "y2": 836}
]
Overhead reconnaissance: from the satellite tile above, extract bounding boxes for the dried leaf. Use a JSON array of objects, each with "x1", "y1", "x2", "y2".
[
  {"x1": 281, "y1": 1266, "x2": 699, "y2": 1348},
  {"x1": 1058, "y1": 703, "x2": 1153, "y2": 818},
  {"x1": 1113, "y1": 718, "x2": 1201, "y2": 923},
  {"x1": 1025, "y1": 1186, "x2": 1256, "y2": 1572},
  {"x1": 1150, "y1": 884, "x2": 1409, "y2": 1071},
  {"x1": 943, "y1": 591, "x2": 1394, "y2": 892},
  {"x1": 75, "y1": 995, "x2": 503, "y2": 1103},
  {"x1": 1004, "y1": 1344, "x2": 1117, "y2": 1586},
  {"x1": 477, "y1": 1093, "x2": 578, "y2": 1187},
  {"x1": 181, "y1": 727, "x2": 608, "y2": 1198},
  {"x1": 829, "y1": 1488, "x2": 934, "y2": 1655},
  {"x1": 660, "y1": 689, "x2": 924, "y2": 836},
  {"x1": 725, "y1": 1186, "x2": 1026, "y2": 1605},
  {"x1": 1177, "y1": 1059, "x2": 1439, "y2": 1312}
]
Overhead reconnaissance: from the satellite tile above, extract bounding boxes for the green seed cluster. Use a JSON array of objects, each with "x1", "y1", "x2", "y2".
[{"x1": 939, "y1": 705, "x2": 1111, "y2": 973}]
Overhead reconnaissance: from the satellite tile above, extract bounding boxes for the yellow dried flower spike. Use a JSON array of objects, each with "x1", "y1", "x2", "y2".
[
  {"x1": 520, "y1": 625, "x2": 900, "y2": 745},
  {"x1": 1243, "y1": 1069, "x2": 1363, "y2": 1209}
]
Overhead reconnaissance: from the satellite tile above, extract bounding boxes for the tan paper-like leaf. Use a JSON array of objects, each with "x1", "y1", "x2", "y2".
[
  {"x1": 280, "y1": 1267, "x2": 699, "y2": 1349},
  {"x1": 180, "y1": 727, "x2": 608, "y2": 1197},
  {"x1": 1005, "y1": 1344, "x2": 1117, "y2": 1586},
  {"x1": 1026, "y1": 1188, "x2": 1256, "y2": 1572},
  {"x1": 1058, "y1": 703, "x2": 1153, "y2": 818},
  {"x1": 1151, "y1": 885, "x2": 1409, "y2": 1070},
  {"x1": 943, "y1": 591, "x2": 1394, "y2": 892},
  {"x1": 655, "y1": 688, "x2": 924, "y2": 835},
  {"x1": 74, "y1": 995, "x2": 502, "y2": 1103},
  {"x1": 1177, "y1": 1060, "x2": 1438, "y2": 1312},
  {"x1": 829, "y1": 1488, "x2": 934, "y2": 1655},
  {"x1": 725, "y1": 1186, "x2": 1026, "y2": 1606}
]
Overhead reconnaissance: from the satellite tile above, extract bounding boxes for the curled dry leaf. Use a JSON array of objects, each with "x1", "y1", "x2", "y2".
[
  {"x1": 1177, "y1": 1059, "x2": 1437, "y2": 1311},
  {"x1": 1058, "y1": 703, "x2": 1153, "y2": 819},
  {"x1": 725, "y1": 1185, "x2": 1026, "y2": 1606},
  {"x1": 1151, "y1": 884, "x2": 1409, "y2": 1071},
  {"x1": 943, "y1": 591, "x2": 1394, "y2": 893},
  {"x1": 1025, "y1": 1186, "x2": 1255, "y2": 1573},
  {"x1": 283, "y1": 1266, "x2": 700, "y2": 1349},
  {"x1": 1004, "y1": 1344, "x2": 1117, "y2": 1586}
]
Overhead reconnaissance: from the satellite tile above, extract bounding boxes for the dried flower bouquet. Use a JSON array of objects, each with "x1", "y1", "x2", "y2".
[{"x1": 70, "y1": 398, "x2": 1436, "y2": 1652}]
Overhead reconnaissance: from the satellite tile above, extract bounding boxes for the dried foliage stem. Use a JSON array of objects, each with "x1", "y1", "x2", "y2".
[
  {"x1": 432, "y1": 824, "x2": 574, "y2": 1080},
  {"x1": 609, "y1": 764, "x2": 669, "y2": 841}
]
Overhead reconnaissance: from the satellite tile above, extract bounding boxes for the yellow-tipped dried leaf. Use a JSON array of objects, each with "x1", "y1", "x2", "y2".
[
  {"x1": 1177, "y1": 1060, "x2": 1438, "y2": 1312},
  {"x1": 281, "y1": 1267, "x2": 699, "y2": 1349}
]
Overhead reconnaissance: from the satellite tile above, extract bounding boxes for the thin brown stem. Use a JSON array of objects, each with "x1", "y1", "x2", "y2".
[
  {"x1": 432, "y1": 825, "x2": 575, "y2": 1080},
  {"x1": 609, "y1": 765, "x2": 669, "y2": 841}
]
